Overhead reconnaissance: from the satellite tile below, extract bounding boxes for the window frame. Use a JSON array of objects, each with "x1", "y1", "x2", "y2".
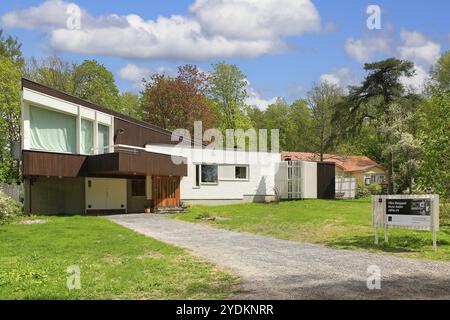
[
  {"x1": 194, "y1": 164, "x2": 201, "y2": 188},
  {"x1": 97, "y1": 123, "x2": 110, "y2": 154},
  {"x1": 29, "y1": 104, "x2": 77, "y2": 154},
  {"x1": 376, "y1": 174, "x2": 385, "y2": 183},
  {"x1": 80, "y1": 118, "x2": 94, "y2": 155},
  {"x1": 234, "y1": 165, "x2": 249, "y2": 180},
  {"x1": 131, "y1": 179, "x2": 146, "y2": 197},
  {"x1": 200, "y1": 164, "x2": 219, "y2": 185}
]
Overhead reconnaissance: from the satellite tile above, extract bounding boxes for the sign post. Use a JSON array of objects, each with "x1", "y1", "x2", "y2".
[{"x1": 372, "y1": 195, "x2": 439, "y2": 251}]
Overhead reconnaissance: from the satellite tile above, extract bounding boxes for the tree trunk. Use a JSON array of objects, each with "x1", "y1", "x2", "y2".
[
  {"x1": 408, "y1": 166, "x2": 413, "y2": 194},
  {"x1": 387, "y1": 151, "x2": 394, "y2": 194}
]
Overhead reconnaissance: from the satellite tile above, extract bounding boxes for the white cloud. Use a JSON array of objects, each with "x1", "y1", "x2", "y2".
[
  {"x1": 319, "y1": 67, "x2": 358, "y2": 91},
  {"x1": 322, "y1": 21, "x2": 339, "y2": 34},
  {"x1": 118, "y1": 63, "x2": 174, "y2": 90},
  {"x1": 119, "y1": 64, "x2": 151, "y2": 84},
  {"x1": 400, "y1": 64, "x2": 429, "y2": 94},
  {"x1": 190, "y1": 0, "x2": 320, "y2": 40},
  {"x1": 1, "y1": 0, "x2": 74, "y2": 30},
  {"x1": 287, "y1": 83, "x2": 305, "y2": 100},
  {"x1": 245, "y1": 80, "x2": 278, "y2": 110},
  {"x1": 345, "y1": 36, "x2": 390, "y2": 63},
  {"x1": 49, "y1": 14, "x2": 289, "y2": 60},
  {"x1": 398, "y1": 29, "x2": 440, "y2": 66},
  {"x1": 1, "y1": 0, "x2": 321, "y2": 61}
]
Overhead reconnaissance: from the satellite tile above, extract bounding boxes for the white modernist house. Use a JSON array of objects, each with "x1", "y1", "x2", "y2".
[
  {"x1": 20, "y1": 79, "x2": 336, "y2": 214},
  {"x1": 145, "y1": 144, "x2": 281, "y2": 205}
]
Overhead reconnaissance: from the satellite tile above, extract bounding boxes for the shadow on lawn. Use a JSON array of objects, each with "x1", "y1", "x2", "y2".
[{"x1": 325, "y1": 234, "x2": 450, "y2": 253}]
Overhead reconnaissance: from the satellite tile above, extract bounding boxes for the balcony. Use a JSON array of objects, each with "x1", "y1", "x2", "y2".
[{"x1": 22, "y1": 144, "x2": 187, "y2": 178}]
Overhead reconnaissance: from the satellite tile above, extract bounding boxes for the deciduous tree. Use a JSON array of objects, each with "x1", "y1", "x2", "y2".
[
  {"x1": 0, "y1": 30, "x2": 24, "y2": 69},
  {"x1": 26, "y1": 57, "x2": 121, "y2": 111},
  {"x1": 418, "y1": 87, "x2": 450, "y2": 200},
  {"x1": 119, "y1": 92, "x2": 142, "y2": 120},
  {"x1": 73, "y1": 60, "x2": 120, "y2": 110},
  {"x1": 307, "y1": 81, "x2": 342, "y2": 161},
  {"x1": 209, "y1": 62, "x2": 251, "y2": 131},
  {"x1": 141, "y1": 65, "x2": 217, "y2": 131},
  {"x1": 0, "y1": 56, "x2": 21, "y2": 183},
  {"x1": 430, "y1": 50, "x2": 450, "y2": 92}
]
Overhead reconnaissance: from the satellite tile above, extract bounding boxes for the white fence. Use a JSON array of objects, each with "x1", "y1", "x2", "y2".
[
  {"x1": 274, "y1": 161, "x2": 302, "y2": 199},
  {"x1": 0, "y1": 182, "x2": 21, "y2": 202},
  {"x1": 335, "y1": 177, "x2": 356, "y2": 199}
]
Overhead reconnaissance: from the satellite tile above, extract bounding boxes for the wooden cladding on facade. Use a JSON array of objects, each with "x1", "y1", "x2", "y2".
[
  {"x1": 23, "y1": 150, "x2": 187, "y2": 178},
  {"x1": 21, "y1": 79, "x2": 187, "y2": 181},
  {"x1": 152, "y1": 176, "x2": 180, "y2": 208},
  {"x1": 88, "y1": 151, "x2": 187, "y2": 177},
  {"x1": 113, "y1": 118, "x2": 177, "y2": 148},
  {"x1": 317, "y1": 162, "x2": 335, "y2": 199},
  {"x1": 22, "y1": 150, "x2": 88, "y2": 177}
]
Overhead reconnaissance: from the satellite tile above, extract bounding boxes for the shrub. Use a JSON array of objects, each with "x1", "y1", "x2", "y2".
[
  {"x1": 441, "y1": 203, "x2": 450, "y2": 226},
  {"x1": 356, "y1": 183, "x2": 383, "y2": 198},
  {"x1": 367, "y1": 183, "x2": 382, "y2": 195},
  {"x1": 356, "y1": 183, "x2": 370, "y2": 199},
  {"x1": 0, "y1": 191, "x2": 22, "y2": 224}
]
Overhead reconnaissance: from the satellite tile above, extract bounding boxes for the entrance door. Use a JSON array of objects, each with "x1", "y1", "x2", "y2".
[
  {"x1": 152, "y1": 176, "x2": 180, "y2": 208},
  {"x1": 317, "y1": 163, "x2": 335, "y2": 199},
  {"x1": 85, "y1": 178, "x2": 127, "y2": 212}
]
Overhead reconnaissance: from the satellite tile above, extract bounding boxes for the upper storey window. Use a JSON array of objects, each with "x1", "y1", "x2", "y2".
[
  {"x1": 81, "y1": 118, "x2": 94, "y2": 155},
  {"x1": 29, "y1": 105, "x2": 76, "y2": 154},
  {"x1": 97, "y1": 123, "x2": 110, "y2": 154}
]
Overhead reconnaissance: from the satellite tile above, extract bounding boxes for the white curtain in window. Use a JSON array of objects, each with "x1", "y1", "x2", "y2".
[
  {"x1": 97, "y1": 124, "x2": 109, "y2": 154},
  {"x1": 81, "y1": 119, "x2": 93, "y2": 154},
  {"x1": 29, "y1": 105, "x2": 76, "y2": 153}
]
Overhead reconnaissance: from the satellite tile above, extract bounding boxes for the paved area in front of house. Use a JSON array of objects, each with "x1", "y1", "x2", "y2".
[{"x1": 105, "y1": 214, "x2": 450, "y2": 299}]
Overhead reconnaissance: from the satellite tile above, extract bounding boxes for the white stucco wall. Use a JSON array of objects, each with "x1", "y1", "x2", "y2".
[
  {"x1": 301, "y1": 161, "x2": 317, "y2": 199},
  {"x1": 145, "y1": 144, "x2": 280, "y2": 203}
]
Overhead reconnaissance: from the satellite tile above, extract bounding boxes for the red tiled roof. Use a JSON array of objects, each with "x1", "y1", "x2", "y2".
[{"x1": 281, "y1": 151, "x2": 385, "y2": 172}]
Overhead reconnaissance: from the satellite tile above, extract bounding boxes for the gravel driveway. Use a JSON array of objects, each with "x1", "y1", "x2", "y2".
[{"x1": 105, "y1": 214, "x2": 450, "y2": 299}]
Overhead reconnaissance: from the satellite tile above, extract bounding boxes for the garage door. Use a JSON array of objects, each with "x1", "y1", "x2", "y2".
[{"x1": 85, "y1": 178, "x2": 127, "y2": 212}]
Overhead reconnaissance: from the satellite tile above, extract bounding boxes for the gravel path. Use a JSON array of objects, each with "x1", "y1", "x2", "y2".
[{"x1": 105, "y1": 214, "x2": 450, "y2": 299}]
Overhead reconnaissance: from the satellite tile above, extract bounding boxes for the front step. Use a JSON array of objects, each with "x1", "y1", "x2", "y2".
[{"x1": 154, "y1": 207, "x2": 186, "y2": 214}]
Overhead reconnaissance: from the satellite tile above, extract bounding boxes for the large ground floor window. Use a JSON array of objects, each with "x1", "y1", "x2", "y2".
[
  {"x1": 201, "y1": 164, "x2": 218, "y2": 184},
  {"x1": 131, "y1": 179, "x2": 146, "y2": 197}
]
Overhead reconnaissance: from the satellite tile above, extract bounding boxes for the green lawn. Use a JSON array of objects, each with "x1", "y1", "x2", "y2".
[
  {"x1": 0, "y1": 216, "x2": 235, "y2": 300},
  {"x1": 173, "y1": 199, "x2": 450, "y2": 261}
]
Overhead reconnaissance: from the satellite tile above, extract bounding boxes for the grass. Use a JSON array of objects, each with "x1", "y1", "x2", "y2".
[
  {"x1": 172, "y1": 199, "x2": 450, "y2": 261},
  {"x1": 0, "y1": 215, "x2": 235, "y2": 300}
]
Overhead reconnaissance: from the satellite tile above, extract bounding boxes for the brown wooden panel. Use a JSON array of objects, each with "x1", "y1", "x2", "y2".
[
  {"x1": 86, "y1": 150, "x2": 187, "y2": 177},
  {"x1": 114, "y1": 118, "x2": 177, "y2": 148},
  {"x1": 152, "y1": 176, "x2": 180, "y2": 208},
  {"x1": 22, "y1": 150, "x2": 87, "y2": 177},
  {"x1": 117, "y1": 152, "x2": 187, "y2": 177},
  {"x1": 23, "y1": 150, "x2": 187, "y2": 178},
  {"x1": 87, "y1": 152, "x2": 120, "y2": 173},
  {"x1": 317, "y1": 162, "x2": 335, "y2": 199}
]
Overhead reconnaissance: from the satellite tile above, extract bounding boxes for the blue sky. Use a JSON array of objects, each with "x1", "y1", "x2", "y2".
[{"x1": 1, "y1": 0, "x2": 449, "y2": 108}]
